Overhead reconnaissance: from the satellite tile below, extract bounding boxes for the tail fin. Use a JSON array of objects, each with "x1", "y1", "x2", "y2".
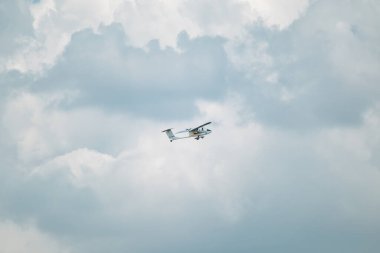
[{"x1": 162, "y1": 128, "x2": 176, "y2": 141}]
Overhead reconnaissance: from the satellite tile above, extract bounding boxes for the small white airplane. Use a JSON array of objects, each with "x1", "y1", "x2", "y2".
[{"x1": 162, "y1": 122, "x2": 212, "y2": 142}]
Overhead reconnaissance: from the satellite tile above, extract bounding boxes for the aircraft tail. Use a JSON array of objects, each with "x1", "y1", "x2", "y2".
[{"x1": 162, "y1": 128, "x2": 176, "y2": 142}]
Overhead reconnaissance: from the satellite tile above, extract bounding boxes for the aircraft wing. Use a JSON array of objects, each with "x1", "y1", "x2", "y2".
[{"x1": 189, "y1": 122, "x2": 211, "y2": 132}]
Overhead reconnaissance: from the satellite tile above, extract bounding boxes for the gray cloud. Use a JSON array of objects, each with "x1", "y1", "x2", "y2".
[
  {"x1": 0, "y1": 0, "x2": 34, "y2": 60},
  {"x1": 1, "y1": 0, "x2": 380, "y2": 253},
  {"x1": 29, "y1": 24, "x2": 232, "y2": 119},
  {"x1": 233, "y1": 0, "x2": 380, "y2": 128},
  {"x1": 2, "y1": 116, "x2": 380, "y2": 253}
]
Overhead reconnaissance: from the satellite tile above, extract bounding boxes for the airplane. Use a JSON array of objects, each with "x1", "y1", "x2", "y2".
[{"x1": 162, "y1": 122, "x2": 212, "y2": 142}]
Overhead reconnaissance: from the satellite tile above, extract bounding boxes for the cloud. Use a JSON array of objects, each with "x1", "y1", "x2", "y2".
[
  {"x1": 1, "y1": 95, "x2": 264, "y2": 252},
  {"x1": 243, "y1": 0, "x2": 309, "y2": 28},
  {"x1": 2, "y1": 0, "x2": 120, "y2": 73},
  {"x1": 0, "y1": 220, "x2": 71, "y2": 253},
  {"x1": 2, "y1": 0, "x2": 309, "y2": 74},
  {"x1": 2, "y1": 90, "x2": 150, "y2": 163},
  {"x1": 1, "y1": 0, "x2": 380, "y2": 253},
  {"x1": 2, "y1": 91, "x2": 380, "y2": 252},
  {"x1": 224, "y1": 0, "x2": 380, "y2": 128},
  {"x1": 28, "y1": 25, "x2": 232, "y2": 119},
  {"x1": 0, "y1": 0, "x2": 34, "y2": 72}
]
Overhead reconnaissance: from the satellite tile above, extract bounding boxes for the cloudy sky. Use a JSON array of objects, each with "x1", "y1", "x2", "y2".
[{"x1": 1, "y1": 0, "x2": 380, "y2": 252}]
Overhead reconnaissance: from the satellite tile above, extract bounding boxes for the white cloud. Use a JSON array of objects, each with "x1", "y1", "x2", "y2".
[
  {"x1": 244, "y1": 0, "x2": 309, "y2": 28},
  {"x1": 19, "y1": 94, "x2": 264, "y2": 223},
  {"x1": 1, "y1": 1, "x2": 380, "y2": 252},
  {"x1": 222, "y1": 0, "x2": 380, "y2": 128},
  {"x1": 4, "y1": 0, "x2": 120, "y2": 73},
  {"x1": 2, "y1": 91, "x2": 144, "y2": 163},
  {"x1": 0, "y1": 220, "x2": 71, "y2": 253},
  {"x1": 3, "y1": 0, "x2": 310, "y2": 73},
  {"x1": 2, "y1": 90, "x2": 380, "y2": 252},
  {"x1": 32, "y1": 148, "x2": 115, "y2": 187}
]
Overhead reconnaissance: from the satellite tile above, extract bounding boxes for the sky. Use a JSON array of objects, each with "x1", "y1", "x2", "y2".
[{"x1": 0, "y1": 0, "x2": 380, "y2": 252}]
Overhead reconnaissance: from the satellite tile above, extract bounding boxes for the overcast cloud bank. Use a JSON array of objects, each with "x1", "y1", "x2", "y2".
[{"x1": 1, "y1": 0, "x2": 380, "y2": 253}]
